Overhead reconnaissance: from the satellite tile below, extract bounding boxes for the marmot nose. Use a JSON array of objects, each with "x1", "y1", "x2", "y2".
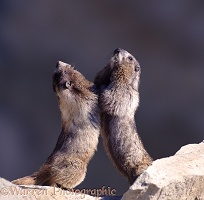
[
  {"x1": 56, "y1": 61, "x2": 67, "y2": 69},
  {"x1": 113, "y1": 48, "x2": 122, "y2": 55}
]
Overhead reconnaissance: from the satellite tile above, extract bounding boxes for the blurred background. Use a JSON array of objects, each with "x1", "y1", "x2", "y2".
[{"x1": 0, "y1": 0, "x2": 204, "y2": 196}]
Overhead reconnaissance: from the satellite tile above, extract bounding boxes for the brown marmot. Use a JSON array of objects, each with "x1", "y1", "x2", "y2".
[
  {"x1": 94, "y1": 48, "x2": 153, "y2": 185},
  {"x1": 12, "y1": 61, "x2": 100, "y2": 189}
]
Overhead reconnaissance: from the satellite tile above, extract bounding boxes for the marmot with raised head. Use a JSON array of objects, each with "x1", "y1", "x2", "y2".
[
  {"x1": 12, "y1": 61, "x2": 100, "y2": 189},
  {"x1": 94, "y1": 48, "x2": 153, "y2": 185}
]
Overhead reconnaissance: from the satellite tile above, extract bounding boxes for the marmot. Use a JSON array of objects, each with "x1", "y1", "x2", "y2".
[
  {"x1": 94, "y1": 48, "x2": 153, "y2": 185},
  {"x1": 12, "y1": 61, "x2": 100, "y2": 189}
]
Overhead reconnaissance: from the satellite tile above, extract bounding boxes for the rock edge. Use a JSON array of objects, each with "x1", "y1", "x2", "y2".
[{"x1": 122, "y1": 142, "x2": 204, "y2": 200}]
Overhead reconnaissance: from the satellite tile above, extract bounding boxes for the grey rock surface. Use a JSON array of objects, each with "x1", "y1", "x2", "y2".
[
  {"x1": 0, "y1": 178, "x2": 99, "y2": 200},
  {"x1": 122, "y1": 142, "x2": 204, "y2": 200},
  {"x1": 0, "y1": 178, "x2": 121, "y2": 200}
]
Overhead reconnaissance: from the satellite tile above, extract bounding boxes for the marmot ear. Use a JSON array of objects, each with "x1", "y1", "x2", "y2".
[
  {"x1": 65, "y1": 81, "x2": 72, "y2": 89},
  {"x1": 135, "y1": 65, "x2": 140, "y2": 72}
]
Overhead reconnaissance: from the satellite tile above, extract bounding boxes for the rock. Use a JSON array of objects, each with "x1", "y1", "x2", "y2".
[
  {"x1": 0, "y1": 178, "x2": 97, "y2": 200},
  {"x1": 122, "y1": 142, "x2": 204, "y2": 200},
  {"x1": 0, "y1": 178, "x2": 121, "y2": 200}
]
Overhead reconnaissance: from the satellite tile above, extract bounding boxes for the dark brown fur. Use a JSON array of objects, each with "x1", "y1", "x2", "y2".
[
  {"x1": 12, "y1": 61, "x2": 100, "y2": 188},
  {"x1": 95, "y1": 48, "x2": 153, "y2": 185}
]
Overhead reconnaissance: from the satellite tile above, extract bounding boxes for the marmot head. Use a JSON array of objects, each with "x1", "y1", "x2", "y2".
[
  {"x1": 95, "y1": 48, "x2": 141, "y2": 91},
  {"x1": 53, "y1": 61, "x2": 96, "y2": 108},
  {"x1": 110, "y1": 48, "x2": 140, "y2": 89}
]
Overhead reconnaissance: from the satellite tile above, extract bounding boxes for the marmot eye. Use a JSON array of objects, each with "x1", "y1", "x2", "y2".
[
  {"x1": 64, "y1": 70, "x2": 67, "y2": 74},
  {"x1": 128, "y1": 56, "x2": 133, "y2": 61},
  {"x1": 113, "y1": 48, "x2": 121, "y2": 55},
  {"x1": 65, "y1": 81, "x2": 72, "y2": 88}
]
